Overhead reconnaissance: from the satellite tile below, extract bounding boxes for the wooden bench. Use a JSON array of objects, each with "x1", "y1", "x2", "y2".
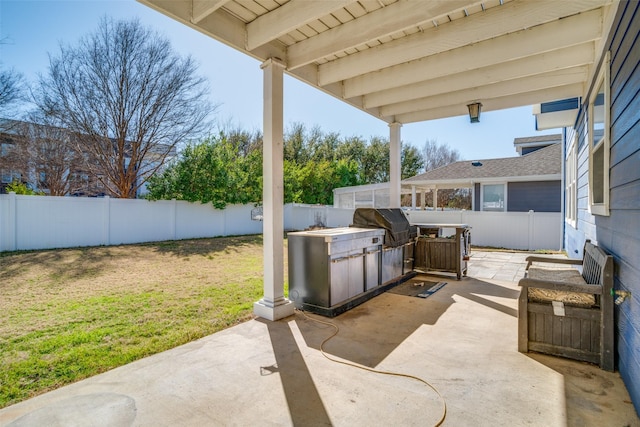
[{"x1": 518, "y1": 241, "x2": 614, "y2": 371}]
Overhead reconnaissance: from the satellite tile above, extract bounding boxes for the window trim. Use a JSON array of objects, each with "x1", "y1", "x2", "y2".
[
  {"x1": 566, "y1": 134, "x2": 578, "y2": 227},
  {"x1": 588, "y1": 51, "x2": 611, "y2": 216}
]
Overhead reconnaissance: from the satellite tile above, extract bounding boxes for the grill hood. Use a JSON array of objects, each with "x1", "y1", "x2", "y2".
[{"x1": 352, "y1": 208, "x2": 416, "y2": 247}]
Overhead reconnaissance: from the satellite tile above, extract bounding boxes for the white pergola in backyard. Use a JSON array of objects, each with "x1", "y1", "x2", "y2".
[{"x1": 138, "y1": 0, "x2": 616, "y2": 321}]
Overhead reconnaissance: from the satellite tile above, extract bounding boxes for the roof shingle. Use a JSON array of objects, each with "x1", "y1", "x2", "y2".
[{"x1": 403, "y1": 143, "x2": 561, "y2": 184}]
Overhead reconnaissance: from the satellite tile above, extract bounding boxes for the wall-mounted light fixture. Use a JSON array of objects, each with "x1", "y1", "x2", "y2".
[{"x1": 467, "y1": 102, "x2": 482, "y2": 123}]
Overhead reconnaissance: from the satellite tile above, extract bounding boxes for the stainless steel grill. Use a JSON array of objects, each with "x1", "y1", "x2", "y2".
[
  {"x1": 352, "y1": 208, "x2": 416, "y2": 283},
  {"x1": 351, "y1": 208, "x2": 416, "y2": 247}
]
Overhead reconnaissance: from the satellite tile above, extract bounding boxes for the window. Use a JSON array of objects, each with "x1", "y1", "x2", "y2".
[
  {"x1": 566, "y1": 135, "x2": 578, "y2": 226},
  {"x1": 1, "y1": 171, "x2": 13, "y2": 184},
  {"x1": 589, "y1": 51, "x2": 610, "y2": 216},
  {"x1": 482, "y1": 184, "x2": 505, "y2": 211},
  {"x1": 1, "y1": 170, "x2": 20, "y2": 184}
]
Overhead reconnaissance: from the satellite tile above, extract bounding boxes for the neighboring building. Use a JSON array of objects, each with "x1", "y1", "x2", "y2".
[
  {"x1": 0, "y1": 119, "x2": 174, "y2": 197},
  {"x1": 334, "y1": 134, "x2": 562, "y2": 212},
  {"x1": 0, "y1": 120, "x2": 25, "y2": 192},
  {"x1": 555, "y1": 1, "x2": 640, "y2": 413},
  {"x1": 404, "y1": 138, "x2": 562, "y2": 212},
  {"x1": 0, "y1": 140, "x2": 21, "y2": 192},
  {"x1": 513, "y1": 134, "x2": 564, "y2": 155}
]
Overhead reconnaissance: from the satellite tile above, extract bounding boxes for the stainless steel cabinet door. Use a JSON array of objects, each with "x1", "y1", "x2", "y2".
[
  {"x1": 365, "y1": 247, "x2": 381, "y2": 290},
  {"x1": 330, "y1": 256, "x2": 350, "y2": 305},
  {"x1": 348, "y1": 252, "x2": 365, "y2": 298},
  {"x1": 381, "y1": 246, "x2": 403, "y2": 284}
]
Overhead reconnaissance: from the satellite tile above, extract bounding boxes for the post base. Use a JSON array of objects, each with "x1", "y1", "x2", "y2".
[{"x1": 253, "y1": 298, "x2": 295, "y2": 321}]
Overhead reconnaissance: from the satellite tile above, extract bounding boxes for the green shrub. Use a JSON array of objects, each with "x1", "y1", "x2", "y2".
[{"x1": 5, "y1": 181, "x2": 43, "y2": 195}]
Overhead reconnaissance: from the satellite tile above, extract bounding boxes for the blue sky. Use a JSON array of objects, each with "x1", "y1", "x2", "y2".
[{"x1": 1, "y1": 0, "x2": 562, "y2": 161}]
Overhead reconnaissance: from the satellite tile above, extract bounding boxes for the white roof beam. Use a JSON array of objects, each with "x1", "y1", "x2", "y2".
[
  {"x1": 288, "y1": 62, "x2": 370, "y2": 114},
  {"x1": 344, "y1": 8, "x2": 603, "y2": 98},
  {"x1": 192, "y1": 0, "x2": 231, "y2": 24},
  {"x1": 393, "y1": 83, "x2": 585, "y2": 123},
  {"x1": 364, "y1": 43, "x2": 595, "y2": 108},
  {"x1": 319, "y1": 0, "x2": 604, "y2": 86},
  {"x1": 287, "y1": 0, "x2": 480, "y2": 70},
  {"x1": 381, "y1": 66, "x2": 588, "y2": 117},
  {"x1": 246, "y1": 0, "x2": 353, "y2": 51}
]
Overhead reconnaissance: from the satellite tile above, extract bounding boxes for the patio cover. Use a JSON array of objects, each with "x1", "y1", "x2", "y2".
[
  {"x1": 138, "y1": 0, "x2": 618, "y2": 320},
  {"x1": 138, "y1": 0, "x2": 613, "y2": 122}
]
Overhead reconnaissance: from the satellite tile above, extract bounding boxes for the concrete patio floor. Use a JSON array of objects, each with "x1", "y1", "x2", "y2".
[{"x1": 1, "y1": 251, "x2": 638, "y2": 426}]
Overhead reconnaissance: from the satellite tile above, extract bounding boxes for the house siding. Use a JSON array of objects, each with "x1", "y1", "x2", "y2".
[
  {"x1": 564, "y1": 117, "x2": 591, "y2": 258},
  {"x1": 507, "y1": 181, "x2": 561, "y2": 212},
  {"x1": 565, "y1": 1, "x2": 640, "y2": 414}
]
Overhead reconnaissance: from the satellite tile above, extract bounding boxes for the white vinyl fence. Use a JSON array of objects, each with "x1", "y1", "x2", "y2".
[
  {"x1": 0, "y1": 193, "x2": 562, "y2": 252},
  {"x1": 0, "y1": 193, "x2": 357, "y2": 252},
  {"x1": 404, "y1": 210, "x2": 563, "y2": 251}
]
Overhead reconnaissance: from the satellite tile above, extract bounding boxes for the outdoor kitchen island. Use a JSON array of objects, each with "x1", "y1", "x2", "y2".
[{"x1": 288, "y1": 208, "x2": 417, "y2": 317}]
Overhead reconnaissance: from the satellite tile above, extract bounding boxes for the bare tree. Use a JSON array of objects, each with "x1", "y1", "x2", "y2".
[
  {"x1": 0, "y1": 58, "x2": 26, "y2": 190},
  {"x1": 1, "y1": 123, "x2": 22, "y2": 191},
  {"x1": 1, "y1": 37, "x2": 26, "y2": 117},
  {"x1": 0, "y1": 67, "x2": 25, "y2": 118},
  {"x1": 420, "y1": 139, "x2": 470, "y2": 209},
  {"x1": 34, "y1": 18, "x2": 213, "y2": 198},
  {"x1": 422, "y1": 139, "x2": 461, "y2": 172},
  {"x1": 12, "y1": 116, "x2": 86, "y2": 196}
]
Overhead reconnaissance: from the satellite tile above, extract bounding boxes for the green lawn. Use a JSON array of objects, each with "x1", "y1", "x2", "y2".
[{"x1": 0, "y1": 236, "x2": 282, "y2": 408}]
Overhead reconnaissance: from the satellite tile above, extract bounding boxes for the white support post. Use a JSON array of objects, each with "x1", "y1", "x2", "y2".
[
  {"x1": 389, "y1": 122, "x2": 402, "y2": 208},
  {"x1": 471, "y1": 183, "x2": 475, "y2": 211},
  {"x1": 420, "y1": 190, "x2": 426, "y2": 210},
  {"x1": 433, "y1": 188, "x2": 438, "y2": 210},
  {"x1": 254, "y1": 58, "x2": 294, "y2": 321},
  {"x1": 411, "y1": 185, "x2": 416, "y2": 210}
]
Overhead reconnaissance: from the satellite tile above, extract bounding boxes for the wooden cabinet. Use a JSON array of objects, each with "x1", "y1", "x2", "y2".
[{"x1": 414, "y1": 224, "x2": 471, "y2": 280}]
